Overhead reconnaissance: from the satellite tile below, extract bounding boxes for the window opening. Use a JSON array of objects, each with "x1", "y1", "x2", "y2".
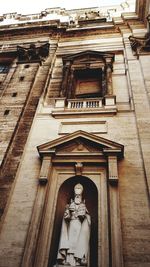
[
  {"x1": 0, "y1": 64, "x2": 9, "y2": 74},
  {"x1": 74, "y1": 68, "x2": 102, "y2": 98},
  {"x1": 19, "y1": 76, "x2": 25, "y2": 81},
  {"x1": 24, "y1": 64, "x2": 30, "y2": 68},
  {"x1": 12, "y1": 92, "x2": 17, "y2": 97},
  {"x1": 4, "y1": 109, "x2": 10, "y2": 116}
]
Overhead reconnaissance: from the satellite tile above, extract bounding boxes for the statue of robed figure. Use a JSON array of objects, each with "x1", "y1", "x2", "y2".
[{"x1": 56, "y1": 183, "x2": 91, "y2": 266}]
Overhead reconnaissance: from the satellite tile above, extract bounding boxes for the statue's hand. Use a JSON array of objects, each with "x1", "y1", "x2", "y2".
[{"x1": 64, "y1": 208, "x2": 70, "y2": 219}]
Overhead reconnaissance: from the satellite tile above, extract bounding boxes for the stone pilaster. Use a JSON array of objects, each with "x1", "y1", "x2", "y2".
[
  {"x1": 108, "y1": 156, "x2": 123, "y2": 267},
  {"x1": 60, "y1": 62, "x2": 70, "y2": 97},
  {"x1": 21, "y1": 156, "x2": 52, "y2": 267}
]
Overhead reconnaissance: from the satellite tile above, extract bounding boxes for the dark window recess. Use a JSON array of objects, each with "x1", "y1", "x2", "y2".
[
  {"x1": 12, "y1": 92, "x2": 17, "y2": 97},
  {"x1": 0, "y1": 64, "x2": 9, "y2": 73},
  {"x1": 24, "y1": 64, "x2": 30, "y2": 68},
  {"x1": 74, "y1": 68, "x2": 102, "y2": 98},
  {"x1": 19, "y1": 76, "x2": 24, "y2": 81},
  {"x1": 4, "y1": 109, "x2": 10, "y2": 116}
]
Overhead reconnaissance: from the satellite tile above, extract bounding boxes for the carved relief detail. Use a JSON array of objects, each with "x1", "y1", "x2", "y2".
[
  {"x1": 17, "y1": 42, "x2": 50, "y2": 62},
  {"x1": 129, "y1": 15, "x2": 150, "y2": 57},
  {"x1": 75, "y1": 162, "x2": 83, "y2": 176}
]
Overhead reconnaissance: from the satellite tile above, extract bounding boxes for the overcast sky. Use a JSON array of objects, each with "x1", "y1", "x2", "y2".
[{"x1": 0, "y1": 0, "x2": 124, "y2": 15}]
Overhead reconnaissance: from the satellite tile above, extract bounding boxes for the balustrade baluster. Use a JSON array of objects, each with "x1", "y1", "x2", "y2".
[{"x1": 67, "y1": 99, "x2": 102, "y2": 109}]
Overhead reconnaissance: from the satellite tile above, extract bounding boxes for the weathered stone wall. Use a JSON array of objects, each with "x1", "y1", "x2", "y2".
[
  {"x1": 0, "y1": 62, "x2": 39, "y2": 165},
  {"x1": 0, "y1": 41, "x2": 58, "y2": 218},
  {"x1": 0, "y1": 8, "x2": 149, "y2": 267}
]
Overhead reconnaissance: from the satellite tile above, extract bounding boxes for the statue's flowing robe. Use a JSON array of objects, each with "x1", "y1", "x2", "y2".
[{"x1": 57, "y1": 202, "x2": 91, "y2": 264}]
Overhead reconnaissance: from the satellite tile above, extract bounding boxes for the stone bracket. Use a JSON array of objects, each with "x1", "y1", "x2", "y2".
[
  {"x1": 75, "y1": 162, "x2": 83, "y2": 175},
  {"x1": 129, "y1": 15, "x2": 150, "y2": 57},
  {"x1": 108, "y1": 155, "x2": 118, "y2": 184},
  {"x1": 39, "y1": 156, "x2": 52, "y2": 184}
]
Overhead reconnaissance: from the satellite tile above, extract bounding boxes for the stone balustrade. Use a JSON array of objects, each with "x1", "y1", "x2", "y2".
[
  {"x1": 67, "y1": 98, "x2": 103, "y2": 109},
  {"x1": 53, "y1": 96, "x2": 116, "y2": 114}
]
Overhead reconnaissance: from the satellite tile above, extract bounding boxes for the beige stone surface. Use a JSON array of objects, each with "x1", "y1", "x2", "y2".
[{"x1": 0, "y1": 2, "x2": 150, "y2": 267}]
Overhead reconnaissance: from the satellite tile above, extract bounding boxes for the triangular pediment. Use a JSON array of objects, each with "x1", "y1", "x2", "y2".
[
  {"x1": 62, "y1": 50, "x2": 114, "y2": 64},
  {"x1": 37, "y1": 130, "x2": 124, "y2": 158}
]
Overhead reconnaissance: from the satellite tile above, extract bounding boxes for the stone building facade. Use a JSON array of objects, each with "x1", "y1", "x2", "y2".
[{"x1": 0, "y1": 0, "x2": 150, "y2": 266}]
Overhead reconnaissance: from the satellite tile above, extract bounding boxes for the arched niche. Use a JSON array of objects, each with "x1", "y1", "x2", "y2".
[
  {"x1": 21, "y1": 131, "x2": 124, "y2": 267},
  {"x1": 48, "y1": 175, "x2": 98, "y2": 267}
]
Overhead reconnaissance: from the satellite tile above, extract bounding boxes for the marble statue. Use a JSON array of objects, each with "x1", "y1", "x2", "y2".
[{"x1": 57, "y1": 183, "x2": 91, "y2": 266}]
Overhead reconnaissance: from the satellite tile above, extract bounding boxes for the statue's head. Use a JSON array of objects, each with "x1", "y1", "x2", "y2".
[{"x1": 74, "y1": 183, "x2": 83, "y2": 195}]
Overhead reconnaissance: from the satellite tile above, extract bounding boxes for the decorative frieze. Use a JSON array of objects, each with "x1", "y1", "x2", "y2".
[{"x1": 0, "y1": 3, "x2": 135, "y2": 28}]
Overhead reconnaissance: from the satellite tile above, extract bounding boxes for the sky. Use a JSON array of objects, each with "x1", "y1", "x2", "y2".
[{"x1": 0, "y1": 0, "x2": 125, "y2": 15}]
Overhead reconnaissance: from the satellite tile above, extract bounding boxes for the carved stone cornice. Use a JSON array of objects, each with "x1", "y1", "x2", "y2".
[
  {"x1": 17, "y1": 42, "x2": 50, "y2": 62},
  {"x1": 129, "y1": 14, "x2": 150, "y2": 57},
  {"x1": 37, "y1": 130, "x2": 124, "y2": 160}
]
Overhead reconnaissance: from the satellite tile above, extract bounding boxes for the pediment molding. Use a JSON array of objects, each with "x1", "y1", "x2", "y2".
[
  {"x1": 62, "y1": 50, "x2": 115, "y2": 65},
  {"x1": 37, "y1": 130, "x2": 124, "y2": 159}
]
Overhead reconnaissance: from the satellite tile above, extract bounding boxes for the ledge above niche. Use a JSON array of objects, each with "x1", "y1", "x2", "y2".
[{"x1": 59, "y1": 121, "x2": 107, "y2": 135}]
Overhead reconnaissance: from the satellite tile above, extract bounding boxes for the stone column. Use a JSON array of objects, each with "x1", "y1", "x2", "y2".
[
  {"x1": 101, "y1": 67, "x2": 107, "y2": 96},
  {"x1": 108, "y1": 155, "x2": 124, "y2": 267},
  {"x1": 106, "y1": 60, "x2": 113, "y2": 95},
  {"x1": 60, "y1": 62, "x2": 70, "y2": 97},
  {"x1": 67, "y1": 68, "x2": 74, "y2": 99},
  {"x1": 21, "y1": 156, "x2": 52, "y2": 267},
  {"x1": 104, "y1": 58, "x2": 116, "y2": 107}
]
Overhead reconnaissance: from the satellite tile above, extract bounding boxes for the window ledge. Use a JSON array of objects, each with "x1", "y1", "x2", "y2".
[{"x1": 51, "y1": 96, "x2": 117, "y2": 118}]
